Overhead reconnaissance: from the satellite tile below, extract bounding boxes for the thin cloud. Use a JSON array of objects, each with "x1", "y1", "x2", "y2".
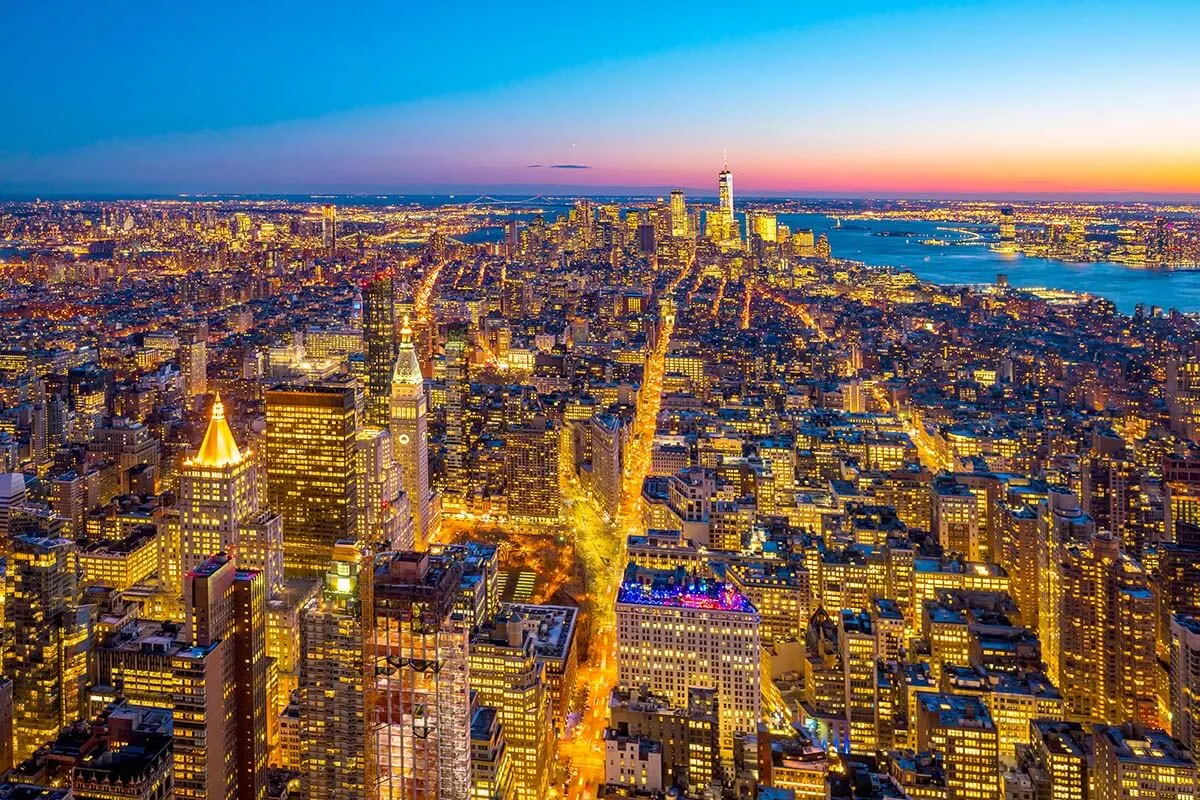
[{"x1": 551, "y1": 164, "x2": 591, "y2": 169}]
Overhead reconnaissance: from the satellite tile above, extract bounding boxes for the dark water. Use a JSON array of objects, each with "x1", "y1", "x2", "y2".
[
  {"x1": 456, "y1": 212, "x2": 557, "y2": 245},
  {"x1": 776, "y1": 213, "x2": 1200, "y2": 315}
]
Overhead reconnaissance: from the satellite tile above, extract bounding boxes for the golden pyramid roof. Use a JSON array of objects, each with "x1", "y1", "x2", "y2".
[
  {"x1": 392, "y1": 314, "x2": 424, "y2": 387},
  {"x1": 194, "y1": 393, "x2": 243, "y2": 467}
]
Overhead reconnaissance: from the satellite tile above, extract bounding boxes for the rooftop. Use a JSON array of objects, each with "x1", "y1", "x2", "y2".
[
  {"x1": 191, "y1": 393, "x2": 243, "y2": 467},
  {"x1": 500, "y1": 602, "x2": 577, "y2": 661},
  {"x1": 1097, "y1": 723, "x2": 1195, "y2": 768},
  {"x1": 470, "y1": 705, "x2": 499, "y2": 741},
  {"x1": 0, "y1": 785, "x2": 71, "y2": 800},
  {"x1": 916, "y1": 692, "x2": 995, "y2": 730},
  {"x1": 1032, "y1": 720, "x2": 1091, "y2": 758},
  {"x1": 617, "y1": 565, "x2": 756, "y2": 614}
]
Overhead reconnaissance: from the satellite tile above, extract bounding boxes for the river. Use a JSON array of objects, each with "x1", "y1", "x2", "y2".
[{"x1": 775, "y1": 213, "x2": 1200, "y2": 315}]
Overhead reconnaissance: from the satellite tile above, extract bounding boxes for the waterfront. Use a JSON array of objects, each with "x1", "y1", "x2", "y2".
[
  {"x1": 775, "y1": 213, "x2": 1200, "y2": 314},
  {"x1": 460, "y1": 207, "x2": 1200, "y2": 314},
  {"x1": 5, "y1": 197, "x2": 1197, "y2": 314}
]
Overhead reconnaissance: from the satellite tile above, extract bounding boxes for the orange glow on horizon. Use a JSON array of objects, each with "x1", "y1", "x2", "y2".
[{"x1": 533, "y1": 150, "x2": 1200, "y2": 197}]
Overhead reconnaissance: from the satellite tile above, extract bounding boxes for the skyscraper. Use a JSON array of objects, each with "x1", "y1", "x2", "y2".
[
  {"x1": 718, "y1": 165, "x2": 734, "y2": 222},
  {"x1": 370, "y1": 550, "x2": 471, "y2": 800},
  {"x1": 1173, "y1": 614, "x2": 1200, "y2": 762},
  {"x1": 180, "y1": 329, "x2": 208, "y2": 398},
  {"x1": 717, "y1": 163, "x2": 737, "y2": 243},
  {"x1": 748, "y1": 210, "x2": 778, "y2": 243},
  {"x1": 6, "y1": 533, "x2": 92, "y2": 762},
  {"x1": 231, "y1": 568, "x2": 269, "y2": 800},
  {"x1": 636, "y1": 222, "x2": 656, "y2": 256},
  {"x1": 932, "y1": 478, "x2": 982, "y2": 560},
  {"x1": 179, "y1": 394, "x2": 259, "y2": 577},
  {"x1": 587, "y1": 414, "x2": 623, "y2": 519},
  {"x1": 914, "y1": 692, "x2": 1000, "y2": 800},
  {"x1": 266, "y1": 385, "x2": 359, "y2": 577},
  {"x1": 363, "y1": 272, "x2": 397, "y2": 429},
  {"x1": 390, "y1": 318, "x2": 434, "y2": 547},
  {"x1": 0, "y1": 471, "x2": 26, "y2": 538},
  {"x1": 1164, "y1": 454, "x2": 1200, "y2": 547},
  {"x1": 801, "y1": 607, "x2": 853, "y2": 753},
  {"x1": 504, "y1": 414, "x2": 562, "y2": 524},
  {"x1": 1037, "y1": 487, "x2": 1096, "y2": 690},
  {"x1": 1081, "y1": 438, "x2": 1142, "y2": 553},
  {"x1": 301, "y1": 542, "x2": 371, "y2": 800},
  {"x1": 999, "y1": 207, "x2": 1017, "y2": 252},
  {"x1": 1047, "y1": 531, "x2": 1157, "y2": 727},
  {"x1": 1148, "y1": 216, "x2": 1176, "y2": 263},
  {"x1": 172, "y1": 637, "x2": 230, "y2": 800},
  {"x1": 840, "y1": 609, "x2": 880, "y2": 753},
  {"x1": 443, "y1": 321, "x2": 469, "y2": 507},
  {"x1": 1022, "y1": 720, "x2": 1091, "y2": 800},
  {"x1": 669, "y1": 189, "x2": 688, "y2": 237},
  {"x1": 0, "y1": 679, "x2": 11, "y2": 774},
  {"x1": 179, "y1": 554, "x2": 270, "y2": 800},
  {"x1": 469, "y1": 704, "x2": 513, "y2": 800},
  {"x1": 615, "y1": 565, "x2": 760, "y2": 763},
  {"x1": 322, "y1": 205, "x2": 337, "y2": 252},
  {"x1": 1167, "y1": 344, "x2": 1200, "y2": 442},
  {"x1": 356, "y1": 426, "x2": 415, "y2": 552},
  {"x1": 468, "y1": 610, "x2": 553, "y2": 800}
]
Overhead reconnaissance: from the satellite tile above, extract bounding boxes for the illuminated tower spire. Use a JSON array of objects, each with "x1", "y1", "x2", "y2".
[
  {"x1": 195, "y1": 392, "x2": 242, "y2": 467},
  {"x1": 713, "y1": 156, "x2": 737, "y2": 244},
  {"x1": 392, "y1": 314, "x2": 423, "y2": 387},
  {"x1": 391, "y1": 314, "x2": 435, "y2": 547},
  {"x1": 718, "y1": 162, "x2": 734, "y2": 220},
  {"x1": 181, "y1": 393, "x2": 271, "y2": 581}
]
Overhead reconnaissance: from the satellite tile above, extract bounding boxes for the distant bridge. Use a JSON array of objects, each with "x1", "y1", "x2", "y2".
[
  {"x1": 937, "y1": 226, "x2": 984, "y2": 242},
  {"x1": 451, "y1": 195, "x2": 556, "y2": 207}
]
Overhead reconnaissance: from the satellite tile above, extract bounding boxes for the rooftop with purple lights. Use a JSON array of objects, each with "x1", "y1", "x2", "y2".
[{"x1": 616, "y1": 565, "x2": 757, "y2": 614}]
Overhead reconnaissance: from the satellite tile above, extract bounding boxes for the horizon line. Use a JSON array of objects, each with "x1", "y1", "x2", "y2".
[{"x1": 4, "y1": 184, "x2": 1200, "y2": 204}]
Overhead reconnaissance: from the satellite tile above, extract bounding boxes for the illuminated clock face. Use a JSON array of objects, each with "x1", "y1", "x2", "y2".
[{"x1": 398, "y1": 434, "x2": 411, "y2": 445}]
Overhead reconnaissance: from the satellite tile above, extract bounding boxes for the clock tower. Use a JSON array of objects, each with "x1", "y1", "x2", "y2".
[{"x1": 390, "y1": 315, "x2": 436, "y2": 547}]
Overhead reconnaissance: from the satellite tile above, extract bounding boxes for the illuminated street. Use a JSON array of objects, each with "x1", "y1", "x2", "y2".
[{"x1": 555, "y1": 258, "x2": 689, "y2": 800}]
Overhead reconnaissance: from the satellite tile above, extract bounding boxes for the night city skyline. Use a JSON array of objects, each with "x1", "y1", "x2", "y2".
[{"x1": 3, "y1": 6, "x2": 1200, "y2": 800}]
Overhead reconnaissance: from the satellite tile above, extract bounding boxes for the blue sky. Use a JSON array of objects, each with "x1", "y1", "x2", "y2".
[{"x1": 3, "y1": 0, "x2": 1199, "y2": 195}]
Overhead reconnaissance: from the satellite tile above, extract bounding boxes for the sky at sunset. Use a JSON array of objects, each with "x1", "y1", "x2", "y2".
[{"x1": 3, "y1": 0, "x2": 1199, "y2": 197}]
